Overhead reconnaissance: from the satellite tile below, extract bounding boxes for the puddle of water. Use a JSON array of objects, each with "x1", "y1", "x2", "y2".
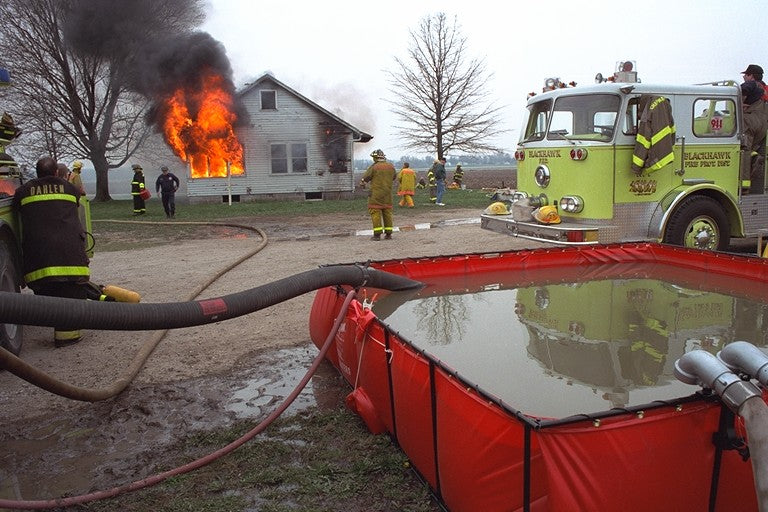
[
  {"x1": 379, "y1": 269, "x2": 768, "y2": 418},
  {"x1": 0, "y1": 345, "x2": 348, "y2": 502}
]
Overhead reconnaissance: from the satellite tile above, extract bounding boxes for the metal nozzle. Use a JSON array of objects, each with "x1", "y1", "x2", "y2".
[
  {"x1": 718, "y1": 341, "x2": 768, "y2": 387},
  {"x1": 675, "y1": 349, "x2": 762, "y2": 413}
]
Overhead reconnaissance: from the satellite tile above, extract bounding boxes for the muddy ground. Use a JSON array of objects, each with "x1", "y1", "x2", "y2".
[{"x1": 0, "y1": 195, "x2": 550, "y2": 505}]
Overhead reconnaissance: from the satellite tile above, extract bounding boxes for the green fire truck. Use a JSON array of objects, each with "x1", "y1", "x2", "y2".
[
  {"x1": 481, "y1": 61, "x2": 767, "y2": 250},
  {"x1": 0, "y1": 66, "x2": 24, "y2": 354}
]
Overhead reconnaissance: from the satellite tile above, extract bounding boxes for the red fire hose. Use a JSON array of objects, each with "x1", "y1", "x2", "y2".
[{"x1": 0, "y1": 289, "x2": 357, "y2": 510}]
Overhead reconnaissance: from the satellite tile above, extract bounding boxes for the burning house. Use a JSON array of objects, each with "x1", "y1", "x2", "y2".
[{"x1": 174, "y1": 73, "x2": 372, "y2": 203}]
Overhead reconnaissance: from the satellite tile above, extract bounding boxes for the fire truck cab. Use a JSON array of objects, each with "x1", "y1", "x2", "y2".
[{"x1": 481, "y1": 63, "x2": 765, "y2": 251}]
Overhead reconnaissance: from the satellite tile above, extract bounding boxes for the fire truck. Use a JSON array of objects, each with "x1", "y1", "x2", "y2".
[
  {"x1": 0, "y1": 66, "x2": 24, "y2": 355},
  {"x1": 481, "y1": 61, "x2": 766, "y2": 250},
  {"x1": 0, "y1": 66, "x2": 95, "y2": 355}
]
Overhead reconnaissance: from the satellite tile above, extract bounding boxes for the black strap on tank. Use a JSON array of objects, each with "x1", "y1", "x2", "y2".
[
  {"x1": 429, "y1": 361, "x2": 443, "y2": 501},
  {"x1": 709, "y1": 404, "x2": 750, "y2": 512},
  {"x1": 523, "y1": 424, "x2": 532, "y2": 512},
  {"x1": 384, "y1": 329, "x2": 398, "y2": 442}
]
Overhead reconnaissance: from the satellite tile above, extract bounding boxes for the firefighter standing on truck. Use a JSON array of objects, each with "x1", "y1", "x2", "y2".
[
  {"x1": 741, "y1": 79, "x2": 768, "y2": 193},
  {"x1": 12, "y1": 157, "x2": 90, "y2": 347},
  {"x1": 359, "y1": 149, "x2": 396, "y2": 241},
  {"x1": 131, "y1": 163, "x2": 146, "y2": 215}
]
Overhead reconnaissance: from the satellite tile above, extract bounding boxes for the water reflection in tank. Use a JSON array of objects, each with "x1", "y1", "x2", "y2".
[{"x1": 376, "y1": 275, "x2": 768, "y2": 418}]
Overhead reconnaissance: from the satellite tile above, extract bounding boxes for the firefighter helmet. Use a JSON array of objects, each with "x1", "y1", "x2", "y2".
[
  {"x1": 371, "y1": 149, "x2": 386, "y2": 161},
  {"x1": 72, "y1": 160, "x2": 83, "y2": 170},
  {"x1": 483, "y1": 201, "x2": 510, "y2": 215},
  {"x1": 533, "y1": 205, "x2": 561, "y2": 224}
]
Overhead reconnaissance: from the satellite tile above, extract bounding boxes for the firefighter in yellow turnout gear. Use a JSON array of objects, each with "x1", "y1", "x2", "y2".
[
  {"x1": 397, "y1": 162, "x2": 416, "y2": 208},
  {"x1": 360, "y1": 149, "x2": 396, "y2": 241},
  {"x1": 427, "y1": 164, "x2": 437, "y2": 203}
]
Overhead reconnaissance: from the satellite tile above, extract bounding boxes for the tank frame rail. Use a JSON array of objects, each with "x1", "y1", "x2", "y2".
[
  {"x1": 480, "y1": 213, "x2": 603, "y2": 245},
  {"x1": 332, "y1": 292, "x2": 755, "y2": 512},
  {"x1": 312, "y1": 243, "x2": 768, "y2": 511}
]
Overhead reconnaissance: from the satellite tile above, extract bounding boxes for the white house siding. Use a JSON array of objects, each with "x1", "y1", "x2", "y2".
[{"x1": 187, "y1": 77, "x2": 358, "y2": 203}]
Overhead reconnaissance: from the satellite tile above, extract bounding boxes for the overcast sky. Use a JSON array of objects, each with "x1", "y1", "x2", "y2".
[{"x1": 202, "y1": 0, "x2": 766, "y2": 160}]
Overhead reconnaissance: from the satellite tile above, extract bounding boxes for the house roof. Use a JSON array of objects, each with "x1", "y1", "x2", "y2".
[{"x1": 238, "y1": 73, "x2": 373, "y2": 143}]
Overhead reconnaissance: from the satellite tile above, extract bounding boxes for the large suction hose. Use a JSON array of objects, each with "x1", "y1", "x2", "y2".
[
  {"x1": 0, "y1": 265, "x2": 420, "y2": 330},
  {"x1": 675, "y1": 349, "x2": 768, "y2": 511},
  {"x1": 0, "y1": 265, "x2": 421, "y2": 401},
  {"x1": 0, "y1": 288, "x2": 359, "y2": 510}
]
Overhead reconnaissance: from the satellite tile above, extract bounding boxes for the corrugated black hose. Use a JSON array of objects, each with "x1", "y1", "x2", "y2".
[{"x1": 0, "y1": 264, "x2": 421, "y2": 401}]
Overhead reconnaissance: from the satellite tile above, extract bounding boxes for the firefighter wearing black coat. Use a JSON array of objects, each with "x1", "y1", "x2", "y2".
[
  {"x1": 131, "y1": 163, "x2": 146, "y2": 215},
  {"x1": 155, "y1": 165, "x2": 180, "y2": 218},
  {"x1": 12, "y1": 156, "x2": 90, "y2": 347}
]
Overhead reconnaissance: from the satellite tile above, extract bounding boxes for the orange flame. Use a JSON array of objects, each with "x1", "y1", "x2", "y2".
[{"x1": 161, "y1": 71, "x2": 244, "y2": 178}]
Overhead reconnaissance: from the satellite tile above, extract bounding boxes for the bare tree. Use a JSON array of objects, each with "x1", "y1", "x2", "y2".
[
  {"x1": 0, "y1": 0, "x2": 204, "y2": 201},
  {"x1": 387, "y1": 13, "x2": 506, "y2": 159}
]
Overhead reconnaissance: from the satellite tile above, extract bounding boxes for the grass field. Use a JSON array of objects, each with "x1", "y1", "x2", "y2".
[{"x1": 89, "y1": 187, "x2": 496, "y2": 221}]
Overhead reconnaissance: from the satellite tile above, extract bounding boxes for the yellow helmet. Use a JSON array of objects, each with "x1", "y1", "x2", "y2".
[
  {"x1": 483, "y1": 201, "x2": 510, "y2": 215},
  {"x1": 72, "y1": 160, "x2": 83, "y2": 169},
  {"x1": 533, "y1": 205, "x2": 561, "y2": 224},
  {"x1": 370, "y1": 149, "x2": 386, "y2": 161}
]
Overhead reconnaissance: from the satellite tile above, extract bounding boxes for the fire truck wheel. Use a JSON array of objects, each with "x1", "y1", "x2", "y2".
[
  {"x1": 0, "y1": 240, "x2": 23, "y2": 355},
  {"x1": 663, "y1": 195, "x2": 730, "y2": 251}
]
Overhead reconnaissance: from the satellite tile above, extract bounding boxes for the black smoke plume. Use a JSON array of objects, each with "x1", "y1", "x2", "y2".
[{"x1": 62, "y1": 0, "x2": 249, "y2": 128}]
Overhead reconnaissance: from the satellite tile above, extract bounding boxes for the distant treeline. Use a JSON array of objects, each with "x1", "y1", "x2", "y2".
[{"x1": 354, "y1": 152, "x2": 516, "y2": 170}]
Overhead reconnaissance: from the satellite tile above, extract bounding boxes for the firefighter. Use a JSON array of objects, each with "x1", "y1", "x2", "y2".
[
  {"x1": 427, "y1": 163, "x2": 437, "y2": 203},
  {"x1": 631, "y1": 95, "x2": 675, "y2": 175},
  {"x1": 68, "y1": 160, "x2": 85, "y2": 195},
  {"x1": 359, "y1": 149, "x2": 396, "y2": 240},
  {"x1": 68, "y1": 160, "x2": 85, "y2": 196},
  {"x1": 396, "y1": 162, "x2": 416, "y2": 208},
  {"x1": 12, "y1": 157, "x2": 90, "y2": 347},
  {"x1": 741, "y1": 79, "x2": 768, "y2": 193},
  {"x1": 130, "y1": 163, "x2": 146, "y2": 215},
  {"x1": 453, "y1": 164, "x2": 464, "y2": 188},
  {"x1": 155, "y1": 165, "x2": 180, "y2": 218}
]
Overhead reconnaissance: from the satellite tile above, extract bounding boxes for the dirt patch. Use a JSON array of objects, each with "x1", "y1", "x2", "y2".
[{"x1": 0, "y1": 204, "x2": 545, "y2": 505}]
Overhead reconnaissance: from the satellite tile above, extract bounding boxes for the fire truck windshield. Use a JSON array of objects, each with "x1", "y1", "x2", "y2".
[{"x1": 522, "y1": 94, "x2": 621, "y2": 143}]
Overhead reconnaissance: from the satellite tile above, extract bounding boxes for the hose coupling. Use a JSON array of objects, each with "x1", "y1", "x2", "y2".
[
  {"x1": 718, "y1": 341, "x2": 768, "y2": 386},
  {"x1": 675, "y1": 349, "x2": 763, "y2": 413}
]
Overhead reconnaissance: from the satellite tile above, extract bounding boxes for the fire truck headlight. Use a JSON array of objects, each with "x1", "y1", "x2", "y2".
[
  {"x1": 559, "y1": 195, "x2": 584, "y2": 213},
  {"x1": 534, "y1": 165, "x2": 550, "y2": 188}
]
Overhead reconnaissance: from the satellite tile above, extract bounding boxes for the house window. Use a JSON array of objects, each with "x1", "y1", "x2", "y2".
[
  {"x1": 261, "y1": 90, "x2": 276, "y2": 110},
  {"x1": 271, "y1": 143, "x2": 308, "y2": 174}
]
